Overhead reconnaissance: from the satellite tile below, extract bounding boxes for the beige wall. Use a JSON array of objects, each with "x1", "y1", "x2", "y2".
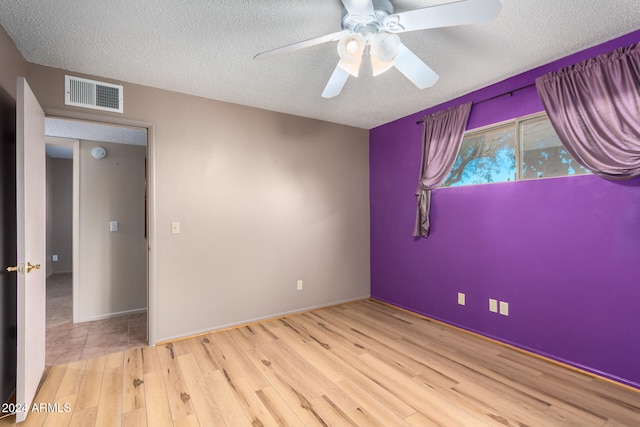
[
  {"x1": 0, "y1": 25, "x2": 27, "y2": 100},
  {"x1": 47, "y1": 157, "x2": 73, "y2": 275},
  {"x1": 45, "y1": 156, "x2": 53, "y2": 275},
  {"x1": 78, "y1": 140, "x2": 147, "y2": 321},
  {"x1": 26, "y1": 64, "x2": 370, "y2": 342}
]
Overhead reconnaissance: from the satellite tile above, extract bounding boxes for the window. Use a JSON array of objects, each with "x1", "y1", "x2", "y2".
[{"x1": 442, "y1": 114, "x2": 589, "y2": 187}]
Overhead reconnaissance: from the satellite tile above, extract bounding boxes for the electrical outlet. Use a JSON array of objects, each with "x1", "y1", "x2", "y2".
[
  {"x1": 297, "y1": 280, "x2": 303, "y2": 291},
  {"x1": 457, "y1": 292, "x2": 465, "y2": 306},
  {"x1": 489, "y1": 298, "x2": 498, "y2": 313},
  {"x1": 500, "y1": 301, "x2": 509, "y2": 316}
]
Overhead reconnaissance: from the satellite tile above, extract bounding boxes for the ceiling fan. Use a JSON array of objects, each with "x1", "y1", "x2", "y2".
[{"x1": 254, "y1": 0, "x2": 502, "y2": 98}]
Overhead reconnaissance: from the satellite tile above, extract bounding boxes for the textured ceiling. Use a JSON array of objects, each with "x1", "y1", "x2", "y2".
[{"x1": 1, "y1": 1, "x2": 639, "y2": 129}]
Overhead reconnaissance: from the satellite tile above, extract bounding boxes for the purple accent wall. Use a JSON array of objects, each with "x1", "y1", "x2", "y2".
[{"x1": 370, "y1": 30, "x2": 640, "y2": 388}]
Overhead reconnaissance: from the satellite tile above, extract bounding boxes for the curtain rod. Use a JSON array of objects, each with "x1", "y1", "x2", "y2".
[{"x1": 415, "y1": 83, "x2": 537, "y2": 125}]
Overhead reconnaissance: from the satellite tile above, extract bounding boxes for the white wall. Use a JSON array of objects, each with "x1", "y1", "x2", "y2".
[
  {"x1": 46, "y1": 157, "x2": 73, "y2": 275},
  {"x1": 27, "y1": 64, "x2": 371, "y2": 343},
  {"x1": 77, "y1": 140, "x2": 147, "y2": 321}
]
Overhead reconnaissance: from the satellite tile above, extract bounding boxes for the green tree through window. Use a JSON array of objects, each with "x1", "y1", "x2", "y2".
[{"x1": 521, "y1": 115, "x2": 589, "y2": 179}]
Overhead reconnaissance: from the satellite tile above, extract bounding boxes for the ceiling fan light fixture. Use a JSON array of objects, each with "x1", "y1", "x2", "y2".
[
  {"x1": 255, "y1": 0, "x2": 503, "y2": 98},
  {"x1": 371, "y1": 32, "x2": 401, "y2": 75},
  {"x1": 337, "y1": 58, "x2": 363, "y2": 77},
  {"x1": 338, "y1": 34, "x2": 365, "y2": 63},
  {"x1": 371, "y1": 55, "x2": 394, "y2": 76},
  {"x1": 346, "y1": 39, "x2": 360, "y2": 54},
  {"x1": 337, "y1": 33, "x2": 365, "y2": 77},
  {"x1": 371, "y1": 33, "x2": 400, "y2": 62}
]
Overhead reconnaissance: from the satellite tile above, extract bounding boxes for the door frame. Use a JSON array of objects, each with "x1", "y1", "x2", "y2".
[{"x1": 45, "y1": 109, "x2": 156, "y2": 346}]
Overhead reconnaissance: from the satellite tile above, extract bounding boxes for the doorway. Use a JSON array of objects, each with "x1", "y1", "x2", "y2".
[
  {"x1": 0, "y1": 86, "x2": 17, "y2": 405},
  {"x1": 44, "y1": 118, "x2": 149, "y2": 364}
]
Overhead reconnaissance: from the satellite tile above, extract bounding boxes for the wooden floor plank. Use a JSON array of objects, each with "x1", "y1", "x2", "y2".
[
  {"x1": 185, "y1": 335, "x2": 219, "y2": 377},
  {"x1": 7, "y1": 299, "x2": 640, "y2": 427},
  {"x1": 55, "y1": 360, "x2": 87, "y2": 402},
  {"x1": 140, "y1": 346, "x2": 162, "y2": 376},
  {"x1": 206, "y1": 370, "x2": 255, "y2": 426},
  {"x1": 195, "y1": 331, "x2": 282, "y2": 427},
  {"x1": 142, "y1": 372, "x2": 173, "y2": 427},
  {"x1": 67, "y1": 406, "x2": 97, "y2": 427},
  {"x1": 336, "y1": 379, "x2": 411, "y2": 427},
  {"x1": 44, "y1": 360, "x2": 87, "y2": 427},
  {"x1": 122, "y1": 347, "x2": 146, "y2": 416},
  {"x1": 255, "y1": 386, "x2": 305, "y2": 427},
  {"x1": 356, "y1": 352, "x2": 497, "y2": 427},
  {"x1": 216, "y1": 329, "x2": 272, "y2": 391},
  {"x1": 177, "y1": 353, "x2": 226, "y2": 427},
  {"x1": 95, "y1": 353, "x2": 124, "y2": 427},
  {"x1": 69, "y1": 353, "x2": 104, "y2": 417},
  {"x1": 121, "y1": 407, "x2": 147, "y2": 427},
  {"x1": 156, "y1": 343, "x2": 196, "y2": 423},
  {"x1": 226, "y1": 332, "x2": 328, "y2": 426}
]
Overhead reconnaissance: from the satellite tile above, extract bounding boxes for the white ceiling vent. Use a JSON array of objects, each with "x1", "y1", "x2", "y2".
[{"x1": 65, "y1": 75, "x2": 123, "y2": 113}]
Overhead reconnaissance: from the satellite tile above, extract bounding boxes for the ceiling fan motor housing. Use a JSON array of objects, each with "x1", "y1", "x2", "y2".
[{"x1": 341, "y1": 0, "x2": 394, "y2": 37}]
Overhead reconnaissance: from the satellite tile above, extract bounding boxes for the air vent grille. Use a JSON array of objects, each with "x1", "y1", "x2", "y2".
[{"x1": 65, "y1": 75, "x2": 123, "y2": 113}]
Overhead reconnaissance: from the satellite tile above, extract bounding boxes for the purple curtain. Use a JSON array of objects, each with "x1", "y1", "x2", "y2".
[
  {"x1": 535, "y1": 42, "x2": 640, "y2": 180},
  {"x1": 414, "y1": 102, "x2": 471, "y2": 237}
]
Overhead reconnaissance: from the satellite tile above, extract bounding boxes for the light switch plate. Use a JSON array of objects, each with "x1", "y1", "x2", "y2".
[
  {"x1": 489, "y1": 298, "x2": 498, "y2": 313},
  {"x1": 110, "y1": 221, "x2": 118, "y2": 232},
  {"x1": 171, "y1": 222, "x2": 180, "y2": 234}
]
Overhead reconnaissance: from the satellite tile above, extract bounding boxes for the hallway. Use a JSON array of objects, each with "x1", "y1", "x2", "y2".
[{"x1": 46, "y1": 273, "x2": 147, "y2": 366}]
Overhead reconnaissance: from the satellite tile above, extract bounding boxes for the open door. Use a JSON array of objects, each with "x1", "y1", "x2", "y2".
[{"x1": 9, "y1": 77, "x2": 46, "y2": 423}]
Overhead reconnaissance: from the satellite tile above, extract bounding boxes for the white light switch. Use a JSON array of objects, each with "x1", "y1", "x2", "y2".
[
  {"x1": 489, "y1": 298, "x2": 498, "y2": 313},
  {"x1": 110, "y1": 221, "x2": 119, "y2": 232},
  {"x1": 500, "y1": 301, "x2": 509, "y2": 316},
  {"x1": 52, "y1": 255, "x2": 58, "y2": 262},
  {"x1": 458, "y1": 292, "x2": 465, "y2": 306},
  {"x1": 171, "y1": 222, "x2": 180, "y2": 234}
]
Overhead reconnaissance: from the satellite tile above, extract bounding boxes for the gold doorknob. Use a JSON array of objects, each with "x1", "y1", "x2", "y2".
[
  {"x1": 26, "y1": 262, "x2": 41, "y2": 273},
  {"x1": 7, "y1": 264, "x2": 22, "y2": 273}
]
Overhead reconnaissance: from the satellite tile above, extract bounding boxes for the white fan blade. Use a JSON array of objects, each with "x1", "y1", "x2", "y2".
[
  {"x1": 383, "y1": 0, "x2": 502, "y2": 33},
  {"x1": 341, "y1": 0, "x2": 375, "y2": 17},
  {"x1": 393, "y1": 44, "x2": 439, "y2": 89},
  {"x1": 254, "y1": 30, "x2": 351, "y2": 59},
  {"x1": 322, "y1": 64, "x2": 351, "y2": 98}
]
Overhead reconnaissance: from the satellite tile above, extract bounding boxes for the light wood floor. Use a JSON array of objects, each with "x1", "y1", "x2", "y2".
[{"x1": 2, "y1": 299, "x2": 639, "y2": 426}]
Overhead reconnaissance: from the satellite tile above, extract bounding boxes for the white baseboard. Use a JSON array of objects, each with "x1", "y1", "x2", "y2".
[{"x1": 156, "y1": 294, "x2": 371, "y2": 344}]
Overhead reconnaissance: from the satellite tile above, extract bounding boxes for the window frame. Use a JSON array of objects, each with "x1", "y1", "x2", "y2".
[{"x1": 441, "y1": 111, "x2": 589, "y2": 188}]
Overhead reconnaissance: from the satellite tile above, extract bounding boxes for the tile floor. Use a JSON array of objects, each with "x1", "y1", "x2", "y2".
[{"x1": 46, "y1": 273, "x2": 147, "y2": 366}]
